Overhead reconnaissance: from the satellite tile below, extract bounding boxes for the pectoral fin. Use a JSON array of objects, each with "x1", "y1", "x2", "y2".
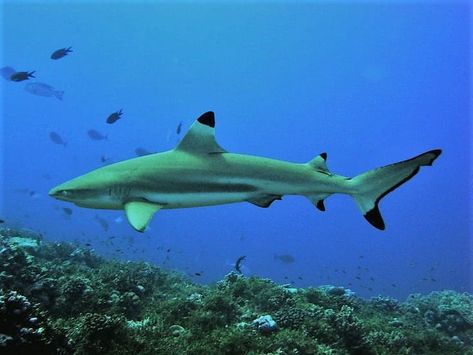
[{"x1": 124, "y1": 201, "x2": 162, "y2": 232}]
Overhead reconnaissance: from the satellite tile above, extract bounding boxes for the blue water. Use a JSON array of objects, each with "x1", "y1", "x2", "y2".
[{"x1": 1, "y1": 2, "x2": 471, "y2": 300}]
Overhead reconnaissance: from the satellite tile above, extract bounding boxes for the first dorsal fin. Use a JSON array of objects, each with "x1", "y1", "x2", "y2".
[{"x1": 175, "y1": 111, "x2": 227, "y2": 154}]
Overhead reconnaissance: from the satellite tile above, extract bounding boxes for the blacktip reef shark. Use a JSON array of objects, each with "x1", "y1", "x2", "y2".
[{"x1": 49, "y1": 111, "x2": 441, "y2": 232}]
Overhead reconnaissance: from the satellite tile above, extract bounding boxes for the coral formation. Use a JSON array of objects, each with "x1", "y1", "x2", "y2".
[{"x1": 0, "y1": 227, "x2": 472, "y2": 354}]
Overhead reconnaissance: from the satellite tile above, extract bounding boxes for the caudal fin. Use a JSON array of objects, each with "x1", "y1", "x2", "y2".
[{"x1": 350, "y1": 149, "x2": 441, "y2": 230}]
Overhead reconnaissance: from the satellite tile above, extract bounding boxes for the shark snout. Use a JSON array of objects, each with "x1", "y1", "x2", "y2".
[{"x1": 48, "y1": 184, "x2": 72, "y2": 201}]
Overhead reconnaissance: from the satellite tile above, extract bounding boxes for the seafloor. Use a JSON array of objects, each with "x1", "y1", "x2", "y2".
[{"x1": 1, "y1": 227, "x2": 472, "y2": 354}]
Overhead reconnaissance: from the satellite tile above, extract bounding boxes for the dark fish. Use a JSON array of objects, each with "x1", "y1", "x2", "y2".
[
  {"x1": 85, "y1": 243, "x2": 92, "y2": 247},
  {"x1": 106, "y1": 109, "x2": 123, "y2": 124},
  {"x1": 176, "y1": 121, "x2": 183, "y2": 135},
  {"x1": 51, "y1": 47, "x2": 73, "y2": 60},
  {"x1": 100, "y1": 155, "x2": 111, "y2": 163},
  {"x1": 49, "y1": 132, "x2": 67, "y2": 146},
  {"x1": 1, "y1": 66, "x2": 16, "y2": 80},
  {"x1": 10, "y1": 71, "x2": 35, "y2": 82},
  {"x1": 235, "y1": 255, "x2": 246, "y2": 274},
  {"x1": 135, "y1": 147, "x2": 152, "y2": 156},
  {"x1": 25, "y1": 82, "x2": 64, "y2": 100},
  {"x1": 298, "y1": 276, "x2": 303, "y2": 280},
  {"x1": 194, "y1": 272, "x2": 202, "y2": 276},
  {"x1": 95, "y1": 215, "x2": 109, "y2": 231},
  {"x1": 0, "y1": 219, "x2": 4, "y2": 223},
  {"x1": 274, "y1": 254, "x2": 295, "y2": 263},
  {"x1": 87, "y1": 129, "x2": 107, "y2": 140},
  {"x1": 62, "y1": 207, "x2": 73, "y2": 215}
]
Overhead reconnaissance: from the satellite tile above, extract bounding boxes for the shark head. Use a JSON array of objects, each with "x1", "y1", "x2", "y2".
[{"x1": 49, "y1": 168, "x2": 124, "y2": 209}]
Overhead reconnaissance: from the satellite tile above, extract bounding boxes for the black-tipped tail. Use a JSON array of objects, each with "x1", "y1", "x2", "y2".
[{"x1": 352, "y1": 149, "x2": 441, "y2": 230}]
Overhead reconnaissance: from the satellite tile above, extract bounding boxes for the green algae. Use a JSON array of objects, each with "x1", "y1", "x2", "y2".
[{"x1": 0, "y1": 228, "x2": 472, "y2": 354}]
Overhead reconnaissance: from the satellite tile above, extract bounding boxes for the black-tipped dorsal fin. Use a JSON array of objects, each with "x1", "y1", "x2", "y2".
[
  {"x1": 175, "y1": 111, "x2": 227, "y2": 154},
  {"x1": 307, "y1": 152, "x2": 330, "y2": 173}
]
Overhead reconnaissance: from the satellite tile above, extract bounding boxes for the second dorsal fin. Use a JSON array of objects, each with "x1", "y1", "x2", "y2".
[{"x1": 307, "y1": 152, "x2": 330, "y2": 174}]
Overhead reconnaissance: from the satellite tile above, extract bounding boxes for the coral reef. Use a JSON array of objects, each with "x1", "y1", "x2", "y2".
[{"x1": 0, "y1": 227, "x2": 472, "y2": 354}]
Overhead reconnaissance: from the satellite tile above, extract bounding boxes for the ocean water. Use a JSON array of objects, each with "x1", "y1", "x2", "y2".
[{"x1": 1, "y1": 1, "x2": 470, "y2": 300}]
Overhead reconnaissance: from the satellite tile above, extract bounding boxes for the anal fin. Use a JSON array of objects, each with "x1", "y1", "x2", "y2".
[
  {"x1": 124, "y1": 201, "x2": 163, "y2": 232},
  {"x1": 316, "y1": 200, "x2": 326, "y2": 211},
  {"x1": 306, "y1": 194, "x2": 331, "y2": 212}
]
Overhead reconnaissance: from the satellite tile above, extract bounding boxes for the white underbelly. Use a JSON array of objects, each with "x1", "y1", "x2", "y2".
[{"x1": 143, "y1": 192, "x2": 254, "y2": 208}]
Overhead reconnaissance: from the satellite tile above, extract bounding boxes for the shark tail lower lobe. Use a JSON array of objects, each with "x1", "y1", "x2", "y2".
[{"x1": 350, "y1": 149, "x2": 441, "y2": 230}]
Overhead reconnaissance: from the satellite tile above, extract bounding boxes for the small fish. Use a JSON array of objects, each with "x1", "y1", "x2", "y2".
[
  {"x1": 51, "y1": 47, "x2": 73, "y2": 60},
  {"x1": 87, "y1": 129, "x2": 107, "y2": 140},
  {"x1": 391, "y1": 283, "x2": 397, "y2": 288},
  {"x1": 25, "y1": 82, "x2": 64, "y2": 100},
  {"x1": 29, "y1": 190, "x2": 41, "y2": 199},
  {"x1": 0, "y1": 219, "x2": 4, "y2": 223},
  {"x1": 1, "y1": 66, "x2": 16, "y2": 80},
  {"x1": 106, "y1": 109, "x2": 123, "y2": 124},
  {"x1": 194, "y1": 272, "x2": 202, "y2": 276},
  {"x1": 274, "y1": 254, "x2": 295, "y2": 264},
  {"x1": 176, "y1": 121, "x2": 183, "y2": 135},
  {"x1": 355, "y1": 276, "x2": 361, "y2": 280},
  {"x1": 235, "y1": 255, "x2": 246, "y2": 274},
  {"x1": 10, "y1": 71, "x2": 35, "y2": 82},
  {"x1": 85, "y1": 242, "x2": 92, "y2": 247},
  {"x1": 298, "y1": 276, "x2": 303, "y2": 280},
  {"x1": 49, "y1": 132, "x2": 67, "y2": 146},
  {"x1": 95, "y1": 215, "x2": 109, "y2": 231},
  {"x1": 100, "y1": 155, "x2": 111, "y2": 163},
  {"x1": 62, "y1": 207, "x2": 73, "y2": 215},
  {"x1": 135, "y1": 147, "x2": 152, "y2": 156}
]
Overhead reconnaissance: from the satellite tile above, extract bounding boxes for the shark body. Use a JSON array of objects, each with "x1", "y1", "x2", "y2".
[{"x1": 49, "y1": 111, "x2": 441, "y2": 232}]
